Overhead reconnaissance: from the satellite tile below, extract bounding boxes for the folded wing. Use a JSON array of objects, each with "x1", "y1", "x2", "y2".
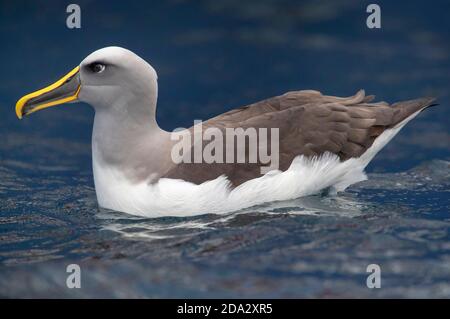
[{"x1": 164, "y1": 90, "x2": 435, "y2": 186}]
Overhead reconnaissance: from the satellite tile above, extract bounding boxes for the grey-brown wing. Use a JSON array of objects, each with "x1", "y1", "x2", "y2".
[{"x1": 164, "y1": 90, "x2": 434, "y2": 186}]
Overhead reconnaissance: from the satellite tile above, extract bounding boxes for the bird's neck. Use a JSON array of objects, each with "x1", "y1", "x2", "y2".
[{"x1": 92, "y1": 101, "x2": 173, "y2": 184}]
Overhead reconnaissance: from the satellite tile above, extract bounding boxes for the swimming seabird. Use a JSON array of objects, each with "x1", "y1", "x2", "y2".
[{"x1": 15, "y1": 47, "x2": 436, "y2": 217}]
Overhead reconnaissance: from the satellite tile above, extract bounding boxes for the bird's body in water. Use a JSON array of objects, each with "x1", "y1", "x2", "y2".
[{"x1": 16, "y1": 47, "x2": 436, "y2": 217}]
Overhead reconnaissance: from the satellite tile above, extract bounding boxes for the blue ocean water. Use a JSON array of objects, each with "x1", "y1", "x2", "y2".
[{"x1": 0, "y1": 0, "x2": 449, "y2": 297}]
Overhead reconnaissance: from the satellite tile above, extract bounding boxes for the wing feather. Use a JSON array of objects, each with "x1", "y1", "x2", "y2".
[{"x1": 164, "y1": 90, "x2": 435, "y2": 186}]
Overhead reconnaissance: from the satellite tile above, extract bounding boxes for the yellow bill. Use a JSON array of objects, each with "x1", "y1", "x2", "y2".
[{"x1": 15, "y1": 66, "x2": 81, "y2": 119}]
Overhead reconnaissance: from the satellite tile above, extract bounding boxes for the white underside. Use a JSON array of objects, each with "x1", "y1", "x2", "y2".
[{"x1": 93, "y1": 112, "x2": 419, "y2": 217}]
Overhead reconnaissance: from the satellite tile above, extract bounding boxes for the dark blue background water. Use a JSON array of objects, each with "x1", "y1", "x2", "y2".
[{"x1": 0, "y1": 0, "x2": 449, "y2": 298}]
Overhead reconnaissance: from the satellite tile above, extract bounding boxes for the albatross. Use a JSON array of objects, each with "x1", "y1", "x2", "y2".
[{"x1": 15, "y1": 47, "x2": 436, "y2": 217}]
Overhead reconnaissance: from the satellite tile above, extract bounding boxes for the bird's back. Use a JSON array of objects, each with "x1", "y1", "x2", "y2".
[{"x1": 164, "y1": 90, "x2": 436, "y2": 187}]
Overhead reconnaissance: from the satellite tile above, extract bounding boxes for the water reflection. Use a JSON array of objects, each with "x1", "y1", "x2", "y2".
[{"x1": 98, "y1": 193, "x2": 370, "y2": 240}]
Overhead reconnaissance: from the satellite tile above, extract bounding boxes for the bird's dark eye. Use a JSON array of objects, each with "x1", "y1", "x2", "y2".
[{"x1": 88, "y1": 63, "x2": 106, "y2": 73}]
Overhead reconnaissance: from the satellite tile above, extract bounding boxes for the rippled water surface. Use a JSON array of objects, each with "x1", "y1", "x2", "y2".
[{"x1": 0, "y1": 0, "x2": 449, "y2": 298}]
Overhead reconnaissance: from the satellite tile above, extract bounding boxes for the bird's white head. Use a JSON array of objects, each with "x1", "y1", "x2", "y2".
[{"x1": 15, "y1": 46, "x2": 158, "y2": 119}]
